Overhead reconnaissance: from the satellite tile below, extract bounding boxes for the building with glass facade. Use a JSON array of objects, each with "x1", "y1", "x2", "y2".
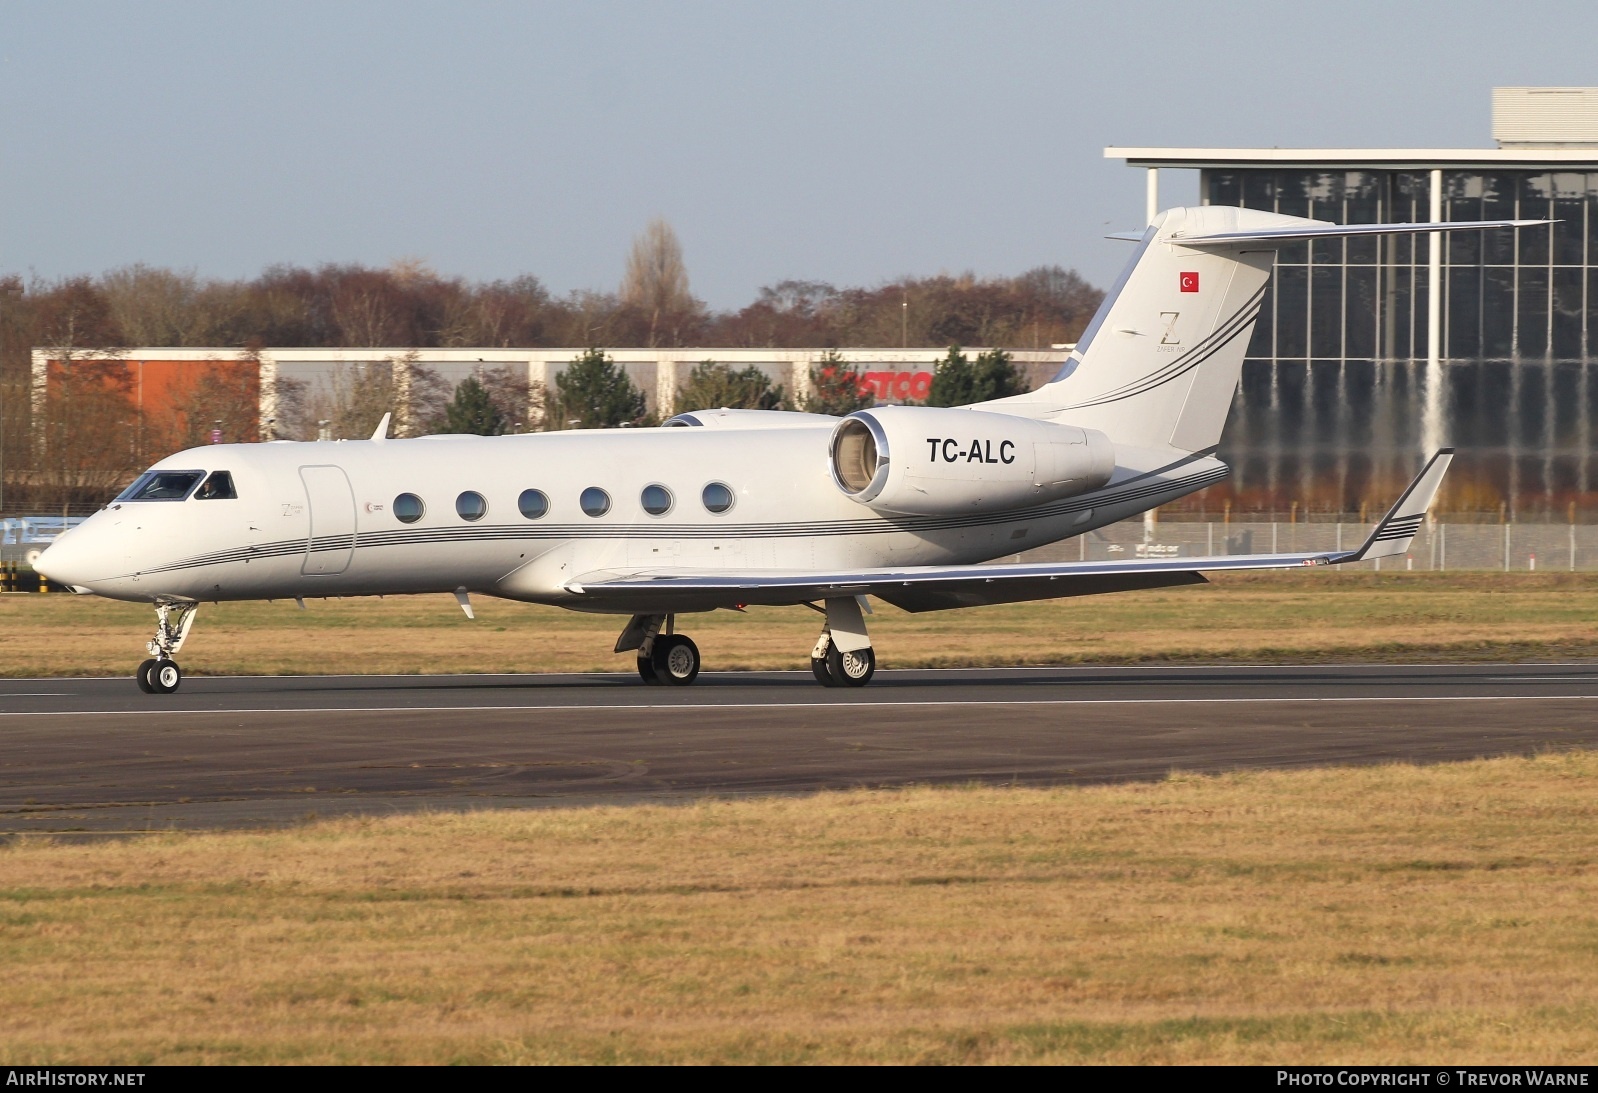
[{"x1": 1108, "y1": 88, "x2": 1598, "y2": 517}]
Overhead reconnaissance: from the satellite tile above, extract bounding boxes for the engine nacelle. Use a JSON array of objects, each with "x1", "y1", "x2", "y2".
[{"x1": 829, "y1": 406, "x2": 1114, "y2": 516}]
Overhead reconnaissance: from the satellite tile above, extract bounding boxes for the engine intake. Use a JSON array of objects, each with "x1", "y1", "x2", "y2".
[{"x1": 828, "y1": 406, "x2": 1114, "y2": 516}]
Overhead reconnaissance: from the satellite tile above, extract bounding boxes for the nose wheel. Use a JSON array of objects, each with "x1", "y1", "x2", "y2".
[
  {"x1": 136, "y1": 599, "x2": 198, "y2": 694},
  {"x1": 137, "y1": 658, "x2": 183, "y2": 694}
]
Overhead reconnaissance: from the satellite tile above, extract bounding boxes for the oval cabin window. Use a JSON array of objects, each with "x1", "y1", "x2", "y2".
[
  {"x1": 518, "y1": 489, "x2": 549, "y2": 519},
  {"x1": 702, "y1": 482, "x2": 735, "y2": 514},
  {"x1": 641, "y1": 484, "x2": 673, "y2": 516},
  {"x1": 393, "y1": 493, "x2": 425, "y2": 524}
]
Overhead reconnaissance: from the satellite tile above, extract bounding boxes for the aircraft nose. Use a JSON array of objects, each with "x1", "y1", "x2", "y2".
[{"x1": 35, "y1": 530, "x2": 109, "y2": 592}]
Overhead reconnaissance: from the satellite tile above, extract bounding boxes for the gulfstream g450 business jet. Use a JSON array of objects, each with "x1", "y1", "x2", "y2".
[{"x1": 39, "y1": 207, "x2": 1537, "y2": 693}]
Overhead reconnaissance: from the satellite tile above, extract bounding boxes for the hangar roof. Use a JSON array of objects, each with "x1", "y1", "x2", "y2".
[{"x1": 1105, "y1": 148, "x2": 1598, "y2": 170}]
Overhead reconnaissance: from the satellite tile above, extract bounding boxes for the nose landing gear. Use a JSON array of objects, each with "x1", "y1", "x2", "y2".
[{"x1": 136, "y1": 598, "x2": 198, "y2": 694}]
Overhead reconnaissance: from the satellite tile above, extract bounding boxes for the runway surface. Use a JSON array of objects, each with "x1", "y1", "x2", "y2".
[{"x1": 3, "y1": 663, "x2": 1598, "y2": 834}]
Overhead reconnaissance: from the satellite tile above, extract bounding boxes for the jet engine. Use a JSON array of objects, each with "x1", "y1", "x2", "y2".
[{"x1": 828, "y1": 406, "x2": 1114, "y2": 516}]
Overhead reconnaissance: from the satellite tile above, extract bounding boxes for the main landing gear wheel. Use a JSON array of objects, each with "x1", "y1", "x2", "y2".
[
  {"x1": 637, "y1": 654, "x2": 659, "y2": 684},
  {"x1": 136, "y1": 658, "x2": 159, "y2": 694},
  {"x1": 650, "y1": 634, "x2": 701, "y2": 686},
  {"x1": 812, "y1": 655, "x2": 838, "y2": 687},
  {"x1": 826, "y1": 645, "x2": 875, "y2": 688},
  {"x1": 146, "y1": 659, "x2": 182, "y2": 694}
]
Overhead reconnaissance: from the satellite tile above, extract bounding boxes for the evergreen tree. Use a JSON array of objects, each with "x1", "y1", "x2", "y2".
[
  {"x1": 554, "y1": 348, "x2": 646, "y2": 428},
  {"x1": 926, "y1": 346, "x2": 976, "y2": 406},
  {"x1": 970, "y1": 347, "x2": 1026, "y2": 401},
  {"x1": 926, "y1": 346, "x2": 1025, "y2": 406},
  {"x1": 676, "y1": 360, "x2": 784, "y2": 412},
  {"x1": 440, "y1": 374, "x2": 507, "y2": 435},
  {"x1": 801, "y1": 349, "x2": 873, "y2": 415}
]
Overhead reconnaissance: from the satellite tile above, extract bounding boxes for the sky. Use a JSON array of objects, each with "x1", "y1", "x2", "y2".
[{"x1": 1, "y1": 0, "x2": 1594, "y2": 309}]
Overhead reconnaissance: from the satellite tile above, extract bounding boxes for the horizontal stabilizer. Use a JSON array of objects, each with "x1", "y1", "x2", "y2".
[{"x1": 1167, "y1": 219, "x2": 1549, "y2": 246}]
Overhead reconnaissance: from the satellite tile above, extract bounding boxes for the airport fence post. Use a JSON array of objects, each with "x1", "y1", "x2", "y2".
[
  {"x1": 1440, "y1": 521, "x2": 1446, "y2": 571},
  {"x1": 1503, "y1": 523, "x2": 1511, "y2": 572}
]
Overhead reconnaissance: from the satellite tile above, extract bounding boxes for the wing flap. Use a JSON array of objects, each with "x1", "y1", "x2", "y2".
[{"x1": 564, "y1": 551, "x2": 1337, "y2": 613}]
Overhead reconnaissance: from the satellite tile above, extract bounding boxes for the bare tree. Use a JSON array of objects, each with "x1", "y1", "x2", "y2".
[
  {"x1": 473, "y1": 365, "x2": 542, "y2": 432},
  {"x1": 167, "y1": 360, "x2": 264, "y2": 450},
  {"x1": 34, "y1": 361, "x2": 141, "y2": 509},
  {"x1": 620, "y1": 218, "x2": 701, "y2": 346},
  {"x1": 100, "y1": 265, "x2": 205, "y2": 347}
]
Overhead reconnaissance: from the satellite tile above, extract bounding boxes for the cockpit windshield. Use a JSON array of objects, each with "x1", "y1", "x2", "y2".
[
  {"x1": 194, "y1": 471, "x2": 237, "y2": 500},
  {"x1": 115, "y1": 469, "x2": 206, "y2": 502}
]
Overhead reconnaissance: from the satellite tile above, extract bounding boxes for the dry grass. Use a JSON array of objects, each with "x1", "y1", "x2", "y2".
[
  {"x1": 3, "y1": 571, "x2": 1598, "y2": 677},
  {"x1": 2, "y1": 752, "x2": 1597, "y2": 1063}
]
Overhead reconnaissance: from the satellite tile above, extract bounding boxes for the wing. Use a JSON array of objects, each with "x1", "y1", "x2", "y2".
[{"x1": 564, "y1": 450, "x2": 1453, "y2": 614}]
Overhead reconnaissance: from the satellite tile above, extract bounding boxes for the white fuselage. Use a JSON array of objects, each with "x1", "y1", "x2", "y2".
[{"x1": 42, "y1": 422, "x2": 1223, "y2": 613}]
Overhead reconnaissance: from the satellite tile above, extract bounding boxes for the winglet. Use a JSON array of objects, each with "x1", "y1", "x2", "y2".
[
  {"x1": 1350, "y1": 449, "x2": 1455, "y2": 561},
  {"x1": 371, "y1": 412, "x2": 392, "y2": 443}
]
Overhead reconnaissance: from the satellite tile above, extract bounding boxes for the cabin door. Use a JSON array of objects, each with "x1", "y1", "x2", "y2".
[{"x1": 300, "y1": 465, "x2": 357, "y2": 575}]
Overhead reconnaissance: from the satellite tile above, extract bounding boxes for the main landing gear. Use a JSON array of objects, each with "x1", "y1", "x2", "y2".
[
  {"x1": 614, "y1": 597, "x2": 877, "y2": 689},
  {"x1": 809, "y1": 596, "x2": 876, "y2": 688},
  {"x1": 136, "y1": 598, "x2": 198, "y2": 694},
  {"x1": 615, "y1": 614, "x2": 701, "y2": 686}
]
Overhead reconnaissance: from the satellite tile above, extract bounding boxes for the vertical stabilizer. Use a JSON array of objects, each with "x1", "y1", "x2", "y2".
[
  {"x1": 986, "y1": 206, "x2": 1303, "y2": 452},
  {"x1": 984, "y1": 207, "x2": 1539, "y2": 454}
]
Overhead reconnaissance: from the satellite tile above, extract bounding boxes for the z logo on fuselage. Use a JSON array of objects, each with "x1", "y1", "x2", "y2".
[{"x1": 1160, "y1": 311, "x2": 1181, "y2": 345}]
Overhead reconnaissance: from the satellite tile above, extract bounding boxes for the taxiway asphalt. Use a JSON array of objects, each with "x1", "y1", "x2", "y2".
[{"x1": 3, "y1": 663, "x2": 1596, "y2": 834}]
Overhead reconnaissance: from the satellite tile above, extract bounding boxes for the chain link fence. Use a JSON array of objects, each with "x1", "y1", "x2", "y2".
[{"x1": 1013, "y1": 518, "x2": 1597, "y2": 572}]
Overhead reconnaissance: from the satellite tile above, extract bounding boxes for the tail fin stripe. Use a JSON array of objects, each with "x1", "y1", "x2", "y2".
[
  {"x1": 1060, "y1": 287, "x2": 1266, "y2": 411},
  {"x1": 1069, "y1": 282, "x2": 1264, "y2": 404}
]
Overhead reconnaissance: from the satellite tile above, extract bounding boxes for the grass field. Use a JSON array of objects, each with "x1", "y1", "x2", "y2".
[
  {"x1": 2, "y1": 752, "x2": 1596, "y2": 1064},
  {"x1": 2, "y1": 570, "x2": 1597, "y2": 677}
]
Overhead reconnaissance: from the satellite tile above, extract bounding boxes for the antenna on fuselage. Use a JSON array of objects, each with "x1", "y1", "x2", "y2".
[{"x1": 371, "y1": 413, "x2": 392, "y2": 443}]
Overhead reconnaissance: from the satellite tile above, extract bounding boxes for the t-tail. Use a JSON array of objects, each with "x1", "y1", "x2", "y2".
[{"x1": 985, "y1": 206, "x2": 1547, "y2": 454}]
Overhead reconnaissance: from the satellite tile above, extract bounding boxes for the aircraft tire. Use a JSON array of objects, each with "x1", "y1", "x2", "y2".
[
  {"x1": 811, "y1": 656, "x2": 840, "y2": 687},
  {"x1": 826, "y1": 645, "x2": 875, "y2": 688},
  {"x1": 148, "y1": 659, "x2": 182, "y2": 695},
  {"x1": 650, "y1": 635, "x2": 700, "y2": 686},
  {"x1": 136, "y1": 658, "x2": 158, "y2": 694},
  {"x1": 636, "y1": 654, "x2": 659, "y2": 684}
]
